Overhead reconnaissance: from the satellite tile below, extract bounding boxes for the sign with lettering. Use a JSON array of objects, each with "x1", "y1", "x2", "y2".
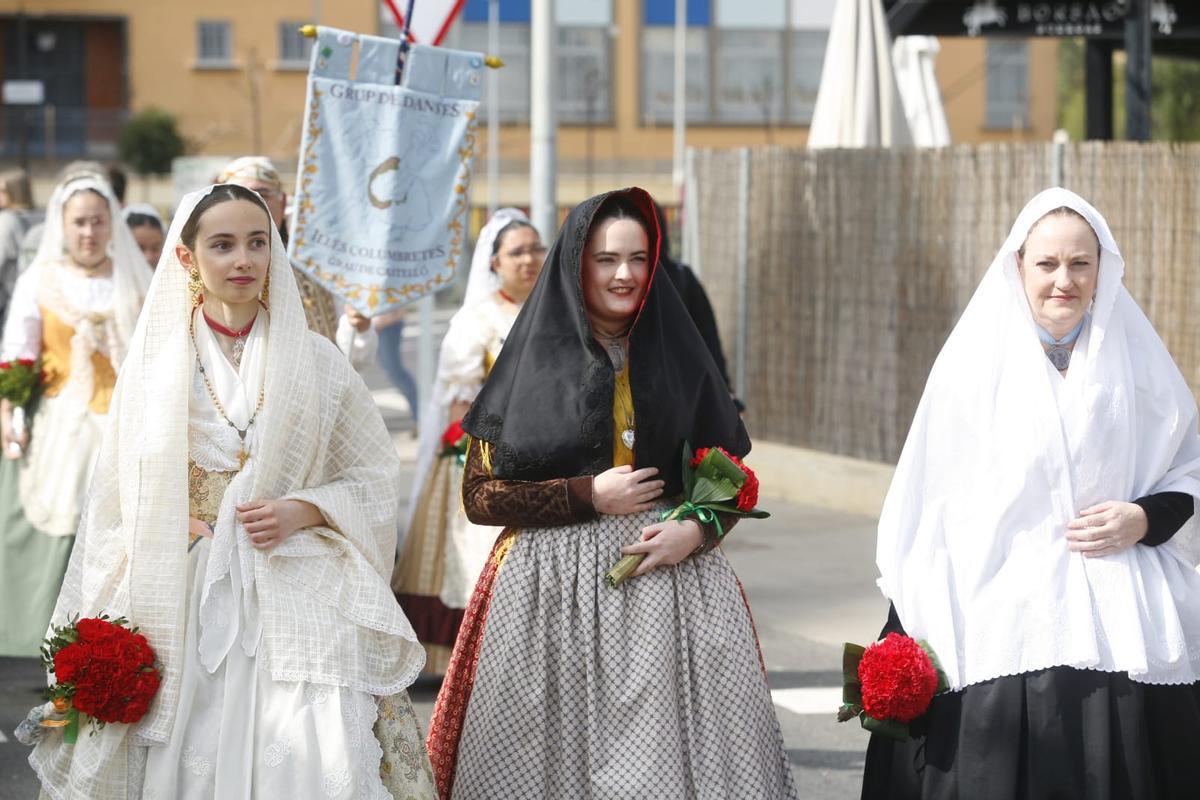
[
  {"x1": 885, "y1": 1, "x2": 1199, "y2": 39},
  {"x1": 289, "y1": 27, "x2": 483, "y2": 314}
]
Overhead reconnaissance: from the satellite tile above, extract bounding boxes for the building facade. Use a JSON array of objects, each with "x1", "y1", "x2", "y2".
[{"x1": 2, "y1": 0, "x2": 1057, "y2": 202}]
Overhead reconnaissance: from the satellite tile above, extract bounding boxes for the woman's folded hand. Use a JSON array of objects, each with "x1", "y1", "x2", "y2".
[
  {"x1": 592, "y1": 465, "x2": 664, "y2": 515},
  {"x1": 1066, "y1": 501, "x2": 1148, "y2": 558}
]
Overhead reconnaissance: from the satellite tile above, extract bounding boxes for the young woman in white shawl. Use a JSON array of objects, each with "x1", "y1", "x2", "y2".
[
  {"x1": 0, "y1": 172, "x2": 151, "y2": 656},
  {"x1": 28, "y1": 184, "x2": 436, "y2": 800},
  {"x1": 391, "y1": 207, "x2": 546, "y2": 675},
  {"x1": 862, "y1": 188, "x2": 1200, "y2": 799}
]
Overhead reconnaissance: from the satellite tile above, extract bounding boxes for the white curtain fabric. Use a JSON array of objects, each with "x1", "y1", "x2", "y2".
[
  {"x1": 31, "y1": 186, "x2": 423, "y2": 799},
  {"x1": 877, "y1": 187, "x2": 1200, "y2": 692},
  {"x1": 892, "y1": 36, "x2": 951, "y2": 148},
  {"x1": 808, "y1": 0, "x2": 913, "y2": 149}
]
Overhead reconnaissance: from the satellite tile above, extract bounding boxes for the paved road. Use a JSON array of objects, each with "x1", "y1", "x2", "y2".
[{"x1": 0, "y1": 349, "x2": 886, "y2": 798}]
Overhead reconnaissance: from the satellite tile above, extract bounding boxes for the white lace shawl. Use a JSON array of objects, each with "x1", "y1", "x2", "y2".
[
  {"x1": 877, "y1": 188, "x2": 1200, "y2": 691},
  {"x1": 30, "y1": 186, "x2": 423, "y2": 800}
]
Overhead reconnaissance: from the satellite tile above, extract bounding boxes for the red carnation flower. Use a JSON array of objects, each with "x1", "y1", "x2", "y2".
[
  {"x1": 441, "y1": 420, "x2": 466, "y2": 448},
  {"x1": 17, "y1": 358, "x2": 35, "y2": 367},
  {"x1": 53, "y1": 643, "x2": 89, "y2": 683},
  {"x1": 736, "y1": 469, "x2": 760, "y2": 511},
  {"x1": 76, "y1": 618, "x2": 115, "y2": 643},
  {"x1": 857, "y1": 633, "x2": 939, "y2": 723},
  {"x1": 0, "y1": 361, "x2": 10, "y2": 370}
]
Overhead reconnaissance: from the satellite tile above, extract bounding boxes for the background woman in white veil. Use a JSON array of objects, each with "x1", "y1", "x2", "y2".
[
  {"x1": 863, "y1": 188, "x2": 1200, "y2": 798},
  {"x1": 391, "y1": 208, "x2": 545, "y2": 676},
  {"x1": 0, "y1": 171, "x2": 150, "y2": 656},
  {"x1": 28, "y1": 184, "x2": 434, "y2": 799}
]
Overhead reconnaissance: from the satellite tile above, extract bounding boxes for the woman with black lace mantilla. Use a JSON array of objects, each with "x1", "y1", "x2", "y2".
[{"x1": 424, "y1": 187, "x2": 797, "y2": 799}]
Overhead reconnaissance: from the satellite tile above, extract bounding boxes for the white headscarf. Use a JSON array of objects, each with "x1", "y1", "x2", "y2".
[
  {"x1": 31, "y1": 186, "x2": 422, "y2": 799},
  {"x1": 29, "y1": 175, "x2": 151, "y2": 377},
  {"x1": 122, "y1": 203, "x2": 165, "y2": 229},
  {"x1": 877, "y1": 187, "x2": 1200, "y2": 691},
  {"x1": 401, "y1": 207, "x2": 530, "y2": 542},
  {"x1": 462, "y1": 207, "x2": 530, "y2": 308}
]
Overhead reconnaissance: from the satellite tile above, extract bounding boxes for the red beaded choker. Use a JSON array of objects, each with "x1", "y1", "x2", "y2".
[
  {"x1": 498, "y1": 289, "x2": 519, "y2": 305},
  {"x1": 202, "y1": 310, "x2": 257, "y2": 339}
]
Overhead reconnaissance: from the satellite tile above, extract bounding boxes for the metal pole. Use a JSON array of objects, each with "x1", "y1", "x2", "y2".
[
  {"x1": 1085, "y1": 39, "x2": 1113, "y2": 141},
  {"x1": 734, "y1": 148, "x2": 750, "y2": 403},
  {"x1": 671, "y1": 0, "x2": 687, "y2": 199},
  {"x1": 416, "y1": 294, "x2": 435, "y2": 425},
  {"x1": 530, "y1": 0, "x2": 557, "y2": 241},
  {"x1": 487, "y1": 0, "x2": 500, "y2": 215},
  {"x1": 1124, "y1": 0, "x2": 1152, "y2": 141}
]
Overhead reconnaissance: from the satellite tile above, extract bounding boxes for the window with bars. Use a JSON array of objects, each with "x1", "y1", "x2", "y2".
[
  {"x1": 714, "y1": 29, "x2": 786, "y2": 124},
  {"x1": 278, "y1": 21, "x2": 312, "y2": 67},
  {"x1": 196, "y1": 20, "x2": 232, "y2": 66},
  {"x1": 447, "y1": 22, "x2": 612, "y2": 124},
  {"x1": 986, "y1": 40, "x2": 1030, "y2": 130},
  {"x1": 642, "y1": 27, "x2": 710, "y2": 125},
  {"x1": 640, "y1": 0, "x2": 829, "y2": 126}
]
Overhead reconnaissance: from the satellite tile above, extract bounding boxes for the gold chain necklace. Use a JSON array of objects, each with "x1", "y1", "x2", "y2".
[{"x1": 189, "y1": 314, "x2": 265, "y2": 470}]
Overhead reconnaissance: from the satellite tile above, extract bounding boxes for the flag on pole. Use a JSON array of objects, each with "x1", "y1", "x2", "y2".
[
  {"x1": 383, "y1": 0, "x2": 467, "y2": 45},
  {"x1": 289, "y1": 26, "x2": 484, "y2": 315}
]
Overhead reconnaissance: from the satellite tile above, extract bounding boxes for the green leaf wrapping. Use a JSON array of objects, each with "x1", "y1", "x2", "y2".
[{"x1": 699, "y1": 447, "x2": 749, "y2": 490}]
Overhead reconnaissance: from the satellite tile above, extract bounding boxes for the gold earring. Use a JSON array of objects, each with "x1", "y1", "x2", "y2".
[
  {"x1": 187, "y1": 269, "x2": 204, "y2": 306},
  {"x1": 260, "y1": 270, "x2": 270, "y2": 307}
]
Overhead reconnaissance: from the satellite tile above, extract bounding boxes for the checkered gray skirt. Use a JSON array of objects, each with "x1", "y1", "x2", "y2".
[{"x1": 451, "y1": 509, "x2": 798, "y2": 799}]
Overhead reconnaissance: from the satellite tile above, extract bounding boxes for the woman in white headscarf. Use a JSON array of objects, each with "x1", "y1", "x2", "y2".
[
  {"x1": 123, "y1": 203, "x2": 167, "y2": 270},
  {"x1": 863, "y1": 188, "x2": 1200, "y2": 799},
  {"x1": 391, "y1": 208, "x2": 545, "y2": 676},
  {"x1": 27, "y1": 184, "x2": 435, "y2": 800},
  {"x1": 0, "y1": 172, "x2": 151, "y2": 656}
]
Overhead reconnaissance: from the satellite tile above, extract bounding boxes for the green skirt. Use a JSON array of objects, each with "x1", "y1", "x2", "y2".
[{"x1": 0, "y1": 456, "x2": 73, "y2": 657}]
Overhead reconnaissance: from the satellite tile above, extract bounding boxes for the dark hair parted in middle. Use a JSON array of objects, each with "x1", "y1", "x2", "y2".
[{"x1": 179, "y1": 183, "x2": 272, "y2": 250}]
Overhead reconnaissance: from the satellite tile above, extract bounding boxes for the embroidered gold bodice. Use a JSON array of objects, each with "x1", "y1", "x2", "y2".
[{"x1": 188, "y1": 459, "x2": 236, "y2": 546}]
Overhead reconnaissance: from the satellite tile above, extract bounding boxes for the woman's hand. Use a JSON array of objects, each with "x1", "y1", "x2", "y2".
[
  {"x1": 0, "y1": 400, "x2": 26, "y2": 459},
  {"x1": 592, "y1": 465, "x2": 664, "y2": 515},
  {"x1": 235, "y1": 498, "x2": 326, "y2": 550},
  {"x1": 620, "y1": 519, "x2": 705, "y2": 577},
  {"x1": 188, "y1": 517, "x2": 214, "y2": 540},
  {"x1": 344, "y1": 304, "x2": 371, "y2": 334},
  {"x1": 1066, "y1": 501, "x2": 1148, "y2": 558}
]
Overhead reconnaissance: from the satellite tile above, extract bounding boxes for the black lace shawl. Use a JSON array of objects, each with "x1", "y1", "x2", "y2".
[{"x1": 461, "y1": 187, "x2": 749, "y2": 496}]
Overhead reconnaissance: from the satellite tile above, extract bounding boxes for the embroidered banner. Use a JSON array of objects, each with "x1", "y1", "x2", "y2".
[{"x1": 289, "y1": 27, "x2": 483, "y2": 315}]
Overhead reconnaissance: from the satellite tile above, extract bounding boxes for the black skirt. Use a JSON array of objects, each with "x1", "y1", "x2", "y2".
[{"x1": 861, "y1": 608, "x2": 1200, "y2": 800}]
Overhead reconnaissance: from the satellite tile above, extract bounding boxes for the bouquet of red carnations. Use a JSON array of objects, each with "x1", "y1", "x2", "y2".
[
  {"x1": 604, "y1": 442, "x2": 769, "y2": 587},
  {"x1": 38, "y1": 613, "x2": 161, "y2": 743},
  {"x1": 0, "y1": 357, "x2": 42, "y2": 458},
  {"x1": 837, "y1": 633, "x2": 949, "y2": 741},
  {"x1": 440, "y1": 419, "x2": 469, "y2": 465}
]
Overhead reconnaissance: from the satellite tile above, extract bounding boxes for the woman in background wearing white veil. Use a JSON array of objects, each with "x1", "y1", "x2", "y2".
[
  {"x1": 391, "y1": 208, "x2": 545, "y2": 676},
  {"x1": 28, "y1": 184, "x2": 435, "y2": 799},
  {"x1": 0, "y1": 172, "x2": 150, "y2": 656},
  {"x1": 863, "y1": 188, "x2": 1200, "y2": 798}
]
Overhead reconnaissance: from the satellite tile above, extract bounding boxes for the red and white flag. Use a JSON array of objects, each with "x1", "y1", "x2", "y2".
[{"x1": 383, "y1": 0, "x2": 466, "y2": 45}]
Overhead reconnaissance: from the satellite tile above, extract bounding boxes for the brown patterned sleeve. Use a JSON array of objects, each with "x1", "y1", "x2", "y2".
[{"x1": 461, "y1": 439, "x2": 597, "y2": 528}]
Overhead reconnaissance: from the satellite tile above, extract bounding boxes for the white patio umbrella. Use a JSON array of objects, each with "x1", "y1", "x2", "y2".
[
  {"x1": 807, "y1": 0, "x2": 912, "y2": 149},
  {"x1": 893, "y1": 35, "x2": 952, "y2": 147}
]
